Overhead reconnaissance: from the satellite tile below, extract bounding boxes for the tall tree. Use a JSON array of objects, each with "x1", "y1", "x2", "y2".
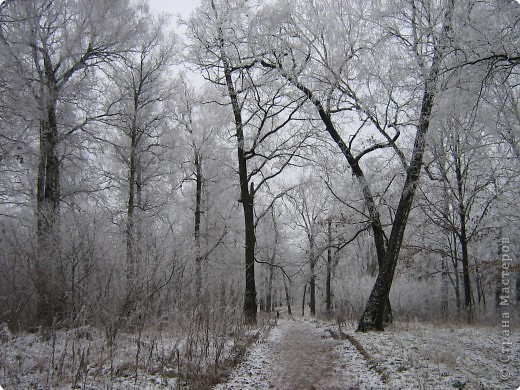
[
  {"x1": 418, "y1": 72, "x2": 514, "y2": 320},
  {"x1": 185, "y1": 0, "x2": 308, "y2": 323},
  {"x1": 102, "y1": 12, "x2": 177, "y2": 314},
  {"x1": 0, "y1": 0, "x2": 140, "y2": 325},
  {"x1": 250, "y1": 0, "x2": 468, "y2": 329},
  {"x1": 356, "y1": 0, "x2": 456, "y2": 331},
  {"x1": 173, "y1": 77, "x2": 234, "y2": 304}
]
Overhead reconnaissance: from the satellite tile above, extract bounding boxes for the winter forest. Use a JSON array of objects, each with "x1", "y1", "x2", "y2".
[{"x1": 0, "y1": 0, "x2": 519, "y2": 388}]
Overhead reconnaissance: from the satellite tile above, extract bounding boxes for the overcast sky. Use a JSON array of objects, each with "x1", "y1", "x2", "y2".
[{"x1": 147, "y1": 0, "x2": 201, "y2": 19}]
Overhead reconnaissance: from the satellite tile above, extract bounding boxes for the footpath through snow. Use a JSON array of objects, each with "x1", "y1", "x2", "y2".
[
  {"x1": 216, "y1": 318, "x2": 520, "y2": 390},
  {"x1": 215, "y1": 318, "x2": 383, "y2": 389}
]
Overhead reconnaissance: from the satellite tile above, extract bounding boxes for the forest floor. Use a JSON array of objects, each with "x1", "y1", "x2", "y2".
[
  {"x1": 215, "y1": 316, "x2": 520, "y2": 390},
  {"x1": 1, "y1": 316, "x2": 519, "y2": 389},
  {"x1": 214, "y1": 317, "x2": 383, "y2": 389}
]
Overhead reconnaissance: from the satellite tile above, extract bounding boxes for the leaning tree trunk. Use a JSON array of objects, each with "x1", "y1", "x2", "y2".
[
  {"x1": 357, "y1": 0, "x2": 454, "y2": 331},
  {"x1": 357, "y1": 76, "x2": 438, "y2": 331},
  {"x1": 260, "y1": 62, "x2": 393, "y2": 325}
]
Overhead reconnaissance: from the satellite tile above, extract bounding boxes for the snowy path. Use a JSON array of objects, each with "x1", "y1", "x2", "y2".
[{"x1": 215, "y1": 319, "x2": 383, "y2": 389}]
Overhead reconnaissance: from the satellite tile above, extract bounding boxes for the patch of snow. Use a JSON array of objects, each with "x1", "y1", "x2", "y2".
[
  {"x1": 216, "y1": 319, "x2": 519, "y2": 390},
  {"x1": 350, "y1": 321, "x2": 520, "y2": 390}
]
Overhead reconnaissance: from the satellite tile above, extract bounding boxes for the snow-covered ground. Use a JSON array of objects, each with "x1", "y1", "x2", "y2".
[
  {"x1": 216, "y1": 318, "x2": 520, "y2": 390},
  {"x1": 0, "y1": 325, "x2": 181, "y2": 389},
  {"x1": 1, "y1": 318, "x2": 519, "y2": 389},
  {"x1": 215, "y1": 318, "x2": 384, "y2": 389},
  {"x1": 351, "y1": 321, "x2": 520, "y2": 390}
]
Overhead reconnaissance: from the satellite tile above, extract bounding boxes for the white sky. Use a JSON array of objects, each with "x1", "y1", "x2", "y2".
[
  {"x1": 0, "y1": 0, "x2": 202, "y2": 15},
  {"x1": 147, "y1": 0, "x2": 201, "y2": 19}
]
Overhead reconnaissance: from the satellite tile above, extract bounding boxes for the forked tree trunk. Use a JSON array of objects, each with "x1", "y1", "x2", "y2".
[
  {"x1": 259, "y1": 61, "x2": 393, "y2": 325},
  {"x1": 454, "y1": 146, "x2": 473, "y2": 322}
]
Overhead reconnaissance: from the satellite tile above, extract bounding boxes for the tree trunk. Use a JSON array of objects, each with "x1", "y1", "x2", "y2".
[
  {"x1": 242, "y1": 182, "x2": 257, "y2": 324},
  {"x1": 454, "y1": 148, "x2": 473, "y2": 322},
  {"x1": 283, "y1": 274, "x2": 292, "y2": 316},
  {"x1": 449, "y1": 230, "x2": 461, "y2": 316},
  {"x1": 357, "y1": 99, "x2": 434, "y2": 331},
  {"x1": 326, "y1": 220, "x2": 332, "y2": 313},
  {"x1": 126, "y1": 129, "x2": 138, "y2": 311},
  {"x1": 260, "y1": 61, "x2": 393, "y2": 325},
  {"x1": 441, "y1": 256, "x2": 449, "y2": 319},
  {"x1": 211, "y1": 0, "x2": 257, "y2": 323},
  {"x1": 301, "y1": 283, "x2": 307, "y2": 318},
  {"x1": 309, "y1": 268, "x2": 316, "y2": 316},
  {"x1": 455, "y1": 261, "x2": 461, "y2": 316},
  {"x1": 441, "y1": 181, "x2": 450, "y2": 319},
  {"x1": 460, "y1": 234, "x2": 473, "y2": 321},
  {"x1": 357, "y1": 0, "x2": 455, "y2": 331},
  {"x1": 194, "y1": 152, "x2": 203, "y2": 303},
  {"x1": 267, "y1": 263, "x2": 274, "y2": 312},
  {"x1": 36, "y1": 51, "x2": 62, "y2": 325},
  {"x1": 475, "y1": 262, "x2": 485, "y2": 310},
  {"x1": 309, "y1": 240, "x2": 316, "y2": 317},
  {"x1": 36, "y1": 104, "x2": 61, "y2": 326}
]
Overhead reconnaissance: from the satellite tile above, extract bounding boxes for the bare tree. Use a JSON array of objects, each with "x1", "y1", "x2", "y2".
[
  {"x1": 185, "y1": 0, "x2": 309, "y2": 323},
  {"x1": 285, "y1": 179, "x2": 332, "y2": 316},
  {"x1": 419, "y1": 112, "x2": 507, "y2": 321},
  {"x1": 0, "y1": 0, "x2": 142, "y2": 325},
  {"x1": 173, "y1": 77, "x2": 236, "y2": 304},
  {"x1": 247, "y1": 0, "x2": 484, "y2": 329},
  {"x1": 100, "y1": 12, "x2": 177, "y2": 315}
]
